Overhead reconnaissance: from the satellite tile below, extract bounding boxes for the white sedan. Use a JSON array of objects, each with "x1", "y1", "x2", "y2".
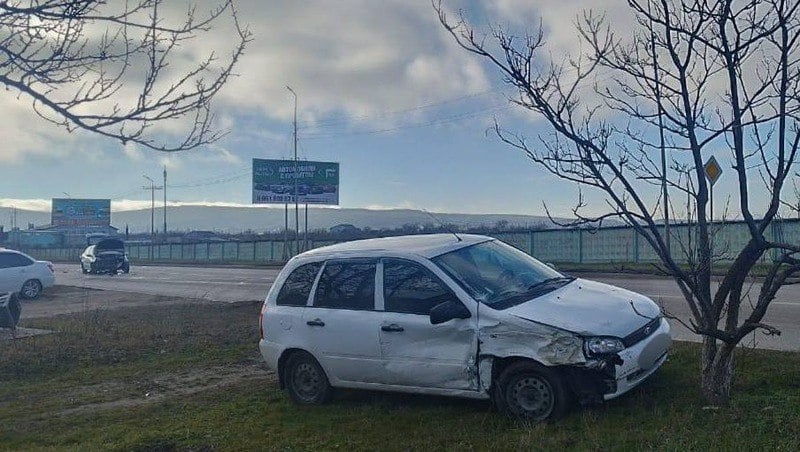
[{"x1": 0, "y1": 248, "x2": 56, "y2": 299}]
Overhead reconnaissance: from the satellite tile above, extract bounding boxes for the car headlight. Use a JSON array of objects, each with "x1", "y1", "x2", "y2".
[{"x1": 584, "y1": 336, "x2": 625, "y2": 356}]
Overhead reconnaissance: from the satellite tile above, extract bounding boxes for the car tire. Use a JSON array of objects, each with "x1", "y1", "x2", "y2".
[
  {"x1": 284, "y1": 351, "x2": 333, "y2": 405},
  {"x1": 81, "y1": 263, "x2": 89, "y2": 274},
  {"x1": 20, "y1": 279, "x2": 43, "y2": 300},
  {"x1": 494, "y1": 361, "x2": 571, "y2": 422},
  {"x1": 121, "y1": 263, "x2": 130, "y2": 274}
]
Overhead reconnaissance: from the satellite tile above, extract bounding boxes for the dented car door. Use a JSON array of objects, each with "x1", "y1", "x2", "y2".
[
  {"x1": 302, "y1": 259, "x2": 385, "y2": 383},
  {"x1": 376, "y1": 258, "x2": 477, "y2": 390}
]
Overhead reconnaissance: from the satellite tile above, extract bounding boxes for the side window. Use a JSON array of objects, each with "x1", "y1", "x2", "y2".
[
  {"x1": 0, "y1": 252, "x2": 13, "y2": 269},
  {"x1": 314, "y1": 261, "x2": 376, "y2": 310},
  {"x1": 10, "y1": 254, "x2": 33, "y2": 267},
  {"x1": 276, "y1": 263, "x2": 322, "y2": 306},
  {"x1": 383, "y1": 259, "x2": 455, "y2": 315}
]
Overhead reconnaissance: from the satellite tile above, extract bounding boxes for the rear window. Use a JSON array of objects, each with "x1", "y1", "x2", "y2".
[
  {"x1": 0, "y1": 252, "x2": 33, "y2": 268},
  {"x1": 314, "y1": 261, "x2": 376, "y2": 310},
  {"x1": 95, "y1": 239, "x2": 125, "y2": 251},
  {"x1": 276, "y1": 263, "x2": 322, "y2": 306}
]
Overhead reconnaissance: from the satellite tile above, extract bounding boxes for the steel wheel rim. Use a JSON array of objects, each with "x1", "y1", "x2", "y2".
[
  {"x1": 22, "y1": 281, "x2": 40, "y2": 298},
  {"x1": 292, "y1": 362, "x2": 323, "y2": 402},
  {"x1": 508, "y1": 375, "x2": 554, "y2": 420}
]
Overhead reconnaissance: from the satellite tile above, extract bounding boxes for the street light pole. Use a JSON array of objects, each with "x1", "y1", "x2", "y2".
[
  {"x1": 287, "y1": 86, "x2": 300, "y2": 256},
  {"x1": 142, "y1": 175, "x2": 163, "y2": 238},
  {"x1": 163, "y1": 166, "x2": 167, "y2": 235}
]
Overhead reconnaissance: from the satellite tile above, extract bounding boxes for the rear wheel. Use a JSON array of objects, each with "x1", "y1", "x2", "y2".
[
  {"x1": 20, "y1": 279, "x2": 42, "y2": 300},
  {"x1": 284, "y1": 351, "x2": 332, "y2": 405},
  {"x1": 494, "y1": 361, "x2": 571, "y2": 422}
]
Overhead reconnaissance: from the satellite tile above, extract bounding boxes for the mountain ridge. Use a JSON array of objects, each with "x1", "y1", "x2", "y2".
[{"x1": 0, "y1": 205, "x2": 564, "y2": 234}]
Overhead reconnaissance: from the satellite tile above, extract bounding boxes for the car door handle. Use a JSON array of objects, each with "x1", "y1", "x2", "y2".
[
  {"x1": 381, "y1": 324, "x2": 404, "y2": 332},
  {"x1": 306, "y1": 319, "x2": 325, "y2": 327}
]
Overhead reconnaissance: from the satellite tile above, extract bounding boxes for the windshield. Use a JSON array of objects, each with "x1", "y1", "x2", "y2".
[{"x1": 432, "y1": 240, "x2": 572, "y2": 309}]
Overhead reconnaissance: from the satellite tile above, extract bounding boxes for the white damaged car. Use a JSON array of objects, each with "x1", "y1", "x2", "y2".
[{"x1": 258, "y1": 234, "x2": 671, "y2": 421}]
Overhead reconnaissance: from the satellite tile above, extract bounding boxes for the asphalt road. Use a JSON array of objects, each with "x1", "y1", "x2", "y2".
[{"x1": 54, "y1": 263, "x2": 800, "y2": 351}]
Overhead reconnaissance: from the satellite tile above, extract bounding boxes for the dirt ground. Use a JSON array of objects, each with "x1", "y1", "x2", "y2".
[
  {"x1": 2, "y1": 286, "x2": 271, "y2": 430},
  {"x1": 19, "y1": 285, "x2": 216, "y2": 319}
]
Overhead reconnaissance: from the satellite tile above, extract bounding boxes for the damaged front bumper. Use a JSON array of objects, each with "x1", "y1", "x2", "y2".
[
  {"x1": 566, "y1": 318, "x2": 672, "y2": 403},
  {"x1": 604, "y1": 317, "x2": 671, "y2": 400}
]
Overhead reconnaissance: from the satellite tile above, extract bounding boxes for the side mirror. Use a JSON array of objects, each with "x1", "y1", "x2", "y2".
[{"x1": 430, "y1": 299, "x2": 471, "y2": 325}]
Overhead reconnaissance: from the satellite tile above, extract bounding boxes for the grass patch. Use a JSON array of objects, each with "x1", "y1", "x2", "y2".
[{"x1": 1, "y1": 300, "x2": 799, "y2": 450}]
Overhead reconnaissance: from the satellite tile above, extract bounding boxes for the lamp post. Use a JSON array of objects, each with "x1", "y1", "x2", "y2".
[
  {"x1": 142, "y1": 175, "x2": 163, "y2": 238},
  {"x1": 287, "y1": 86, "x2": 300, "y2": 256}
]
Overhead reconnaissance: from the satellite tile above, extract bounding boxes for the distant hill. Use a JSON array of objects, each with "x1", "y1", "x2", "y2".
[{"x1": 0, "y1": 205, "x2": 566, "y2": 234}]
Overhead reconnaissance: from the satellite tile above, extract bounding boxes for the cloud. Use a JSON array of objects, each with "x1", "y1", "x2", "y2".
[
  {"x1": 0, "y1": 0, "x2": 493, "y2": 163},
  {"x1": 208, "y1": 0, "x2": 490, "y2": 122}
]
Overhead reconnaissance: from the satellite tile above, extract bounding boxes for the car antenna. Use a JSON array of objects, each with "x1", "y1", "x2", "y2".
[{"x1": 422, "y1": 209, "x2": 462, "y2": 242}]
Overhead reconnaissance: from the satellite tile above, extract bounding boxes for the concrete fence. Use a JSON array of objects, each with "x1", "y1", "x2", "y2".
[{"x1": 15, "y1": 219, "x2": 800, "y2": 265}]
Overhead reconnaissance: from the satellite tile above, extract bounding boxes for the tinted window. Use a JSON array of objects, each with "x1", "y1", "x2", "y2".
[
  {"x1": 96, "y1": 239, "x2": 124, "y2": 251},
  {"x1": 383, "y1": 259, "x2": 455, "y2": 315},
  {"x1": 0, "y1": 252, "x2": 14, "y2": 269},
  {"x1": 0, "y1": 252, "x2": 33, "y2": 268},
  {"x1": 276, "y1": 263, "x2": 322, "y2": 306},
  {"x1": 314, "y1": 261, "x2": 376, "y2": 310}
]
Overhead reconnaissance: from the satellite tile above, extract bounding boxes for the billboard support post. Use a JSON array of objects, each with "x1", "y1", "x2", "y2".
[
  {"x1": 304, "y1": 203, "x2": 308, "y2": 252},
  {"x1": 283, "y1": 203, "x2": 289, "y2": 260}
]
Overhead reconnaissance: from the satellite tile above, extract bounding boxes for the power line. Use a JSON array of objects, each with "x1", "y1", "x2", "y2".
[
  {"x1": 303, "y1": 104, "x2": 511, "y2": 140},
  {"x1": 299, "y1": 89, "x2": 503, "y2": 129}
]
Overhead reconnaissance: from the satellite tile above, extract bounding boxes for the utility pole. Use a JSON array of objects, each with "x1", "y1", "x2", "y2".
[
  {"x1": 142, "y1": 175, "x2": 163, "y2": 238},
  {"x1": 163, "y1": 166, "x2": 168, "y2": 235},
  {"x1": 287, "y1": 86, "x2": 300, "y2": 257}
]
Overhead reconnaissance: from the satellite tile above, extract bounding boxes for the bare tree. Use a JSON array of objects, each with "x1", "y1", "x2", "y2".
[
  {"x1": 437, "y1": 0, "x2": 800, "y2": 404},
  {"x1": 0, "y1": 1, "x2": 250, "y2": 152}
]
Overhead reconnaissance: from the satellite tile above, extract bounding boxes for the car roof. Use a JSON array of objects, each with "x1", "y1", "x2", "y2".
[{"x1": 300, "y1": 233, "x2": 493, "y2": 260}]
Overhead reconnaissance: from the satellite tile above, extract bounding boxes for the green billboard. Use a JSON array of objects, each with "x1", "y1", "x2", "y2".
[{"x1": 252, "y1": 159, "x2": 339, "y2": 205}]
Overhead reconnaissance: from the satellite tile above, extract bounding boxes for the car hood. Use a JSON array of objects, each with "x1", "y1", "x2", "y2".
[{"x1": 502, "y1": 278, "x2": 661, "y2": 337}]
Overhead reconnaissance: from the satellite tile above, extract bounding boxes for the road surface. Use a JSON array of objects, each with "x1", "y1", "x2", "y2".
[{"x1": 53, "y1": 264, "x2": 800, "y2": 352}]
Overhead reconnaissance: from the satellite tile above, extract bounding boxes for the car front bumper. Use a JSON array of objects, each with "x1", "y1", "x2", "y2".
[{"x1": 604, "y1": 317, "x2": 672, "y2": 400}]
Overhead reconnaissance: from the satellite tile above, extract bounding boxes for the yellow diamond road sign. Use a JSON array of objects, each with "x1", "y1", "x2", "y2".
[{"x1": 704, "y1": 156, "x2": 722, "y2": 186}]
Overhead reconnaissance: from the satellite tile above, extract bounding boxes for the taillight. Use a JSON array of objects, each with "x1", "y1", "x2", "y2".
[
  {"x1": 259, "y1": 303, "x2": 267, "y2": 340},
  {"x1": 47, "y1": 263, "x2": 54, "y2": 273}
]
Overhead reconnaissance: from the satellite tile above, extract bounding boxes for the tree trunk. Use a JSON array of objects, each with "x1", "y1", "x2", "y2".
[{"x1": 700, "y1": 338, "x2": 735, "y2": 405}]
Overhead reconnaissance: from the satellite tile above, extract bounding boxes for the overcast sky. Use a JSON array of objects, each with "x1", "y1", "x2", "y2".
[{"x1": 0, "y1": 0, "x2": 783, "y2": 220}]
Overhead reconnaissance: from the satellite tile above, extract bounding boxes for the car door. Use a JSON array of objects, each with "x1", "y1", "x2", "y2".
[
  {"x1": 376, "y1": 258, "x2": 478, "y2": 390},
  {"x1": 0, "y1": 252, "x2": 33, "y2": 293},
  {"x1": 301, "y1": 259, "x2": 384, "y2": 384},
  {"x1": 0, "y1": 252, "x2": 15, "y2": 293}
]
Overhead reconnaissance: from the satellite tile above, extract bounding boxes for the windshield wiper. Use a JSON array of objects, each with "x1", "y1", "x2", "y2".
[{"x1": 526, "y1": 276, "x2": 575, "y2": 292}]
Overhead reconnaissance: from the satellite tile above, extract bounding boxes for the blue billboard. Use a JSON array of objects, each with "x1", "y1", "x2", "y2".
[{"x1": 51, "y1": 199, "x2": 111, "y2": 231}]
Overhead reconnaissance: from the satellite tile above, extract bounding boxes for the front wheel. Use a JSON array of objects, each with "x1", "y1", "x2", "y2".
[
  {"x1": 284, "y1": 352, "x2": 332, "y2": 405},
  {"x1": 20, "y1": 279, "x2": 43, "y2": 300},
  {"x1": 494, "y1": 361, "x2": 571, "y2": 422}
]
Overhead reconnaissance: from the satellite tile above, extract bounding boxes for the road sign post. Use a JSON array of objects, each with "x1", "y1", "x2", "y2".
[
  {"x1": 704, "y1": 156, "x2": 722, "y2": 224},
  {"x1": 704, "y1": 156, "x2": 723, "y2": 266}
]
